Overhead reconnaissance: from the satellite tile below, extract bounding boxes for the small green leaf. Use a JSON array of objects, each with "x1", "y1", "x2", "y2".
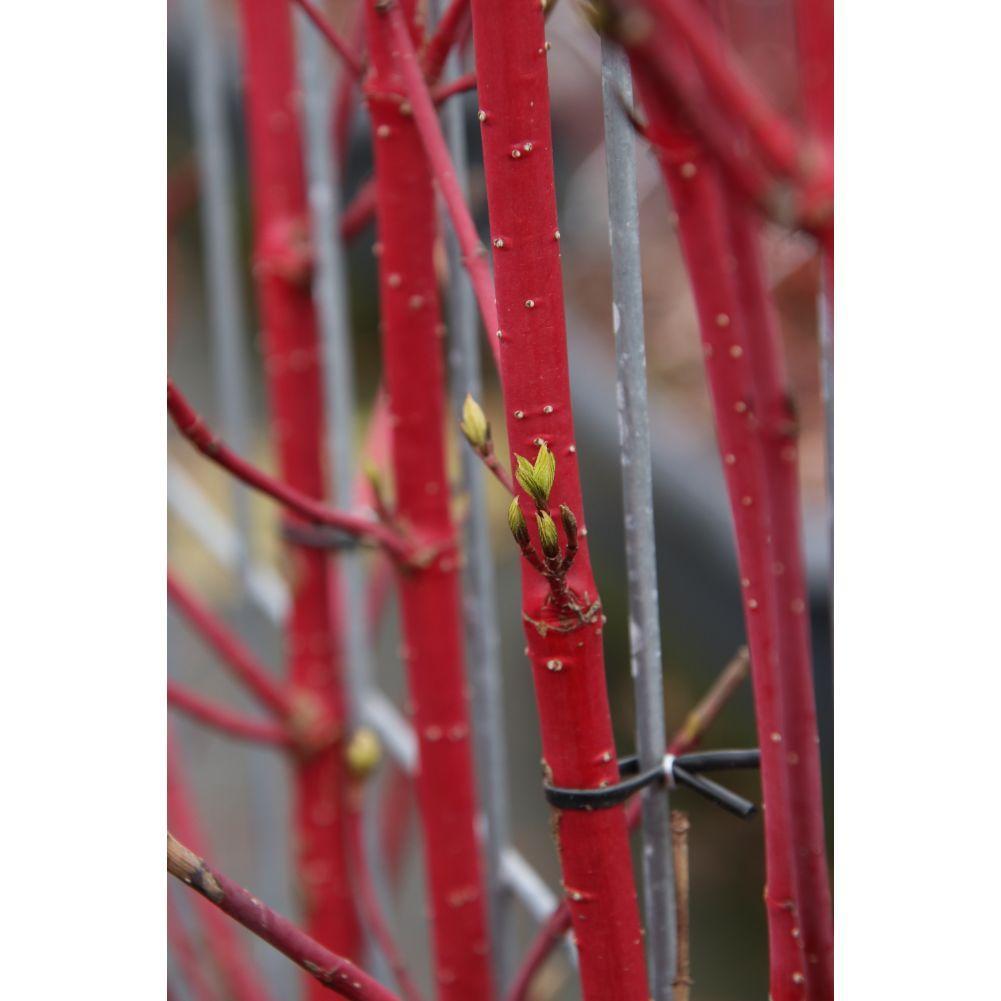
[
  {"x1": 459, "y1": 394, "x2": 489, "y2": 450},
  {"x1": 508, "y1": 496, "x2": 529, "y2": 545}
]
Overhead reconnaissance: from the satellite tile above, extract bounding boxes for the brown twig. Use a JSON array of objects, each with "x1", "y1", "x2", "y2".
[{"x1": 671, "y1": 811, "x2": 692, "y2": 1001}]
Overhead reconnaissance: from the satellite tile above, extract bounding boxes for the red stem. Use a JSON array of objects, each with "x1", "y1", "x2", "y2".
[
  {"x1": 169, "y1": 681, "x2": 294, "y2": 747},
  {"x1": 725, "y1": 197, "x2": 833, "y2": 999},
  {"x1": 341, "y1": 179, "x2": 377, "y2": 242},
  {"x1": 234, "y1": 0, "x2": 363, "y2": 973},
  {"x1": 388, "y1": 7, "x2": 500, "y2": 370},
  {"x1": 346, "y1": 795, "x2": 425, "y2": 1001},
  {"x1": 363, "y1": 2, "x2": 495, "y2": 997},
  {"x1": 506, "y1": 648, "x2": 751, "y2": 1001},
  {"x1": 429, "y1": 70, "x2": 476, "y2": 105},
  {"x1": 421, "y1": 0, "x2": 469, "y2": 84},
  {"x1": 632, "y1": 59, "x2": 809, "y2": 998},
  {"x1": 168, "y1": 380, "x2": 412, "y2": 560},
  {"x1": 293, "y1": 0, "x2": 365, "y2": 78},
  {"x1": 167, "y1": 571, "x2": 293, "y2": 718},
  {"x1": 467, "y1": 2, "x2": 649, "y2": 997},
  {"x1": 168, "y1": 833, "x2": 400, "y2": 1001},
  {"x1": 168, "y1": 735, "x2": 276, "y2": 1001}
]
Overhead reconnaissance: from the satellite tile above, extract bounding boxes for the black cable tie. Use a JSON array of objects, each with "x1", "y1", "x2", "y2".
[
  {"x1": 281, "y1": 521, "x2": 362, "y2": 551},
  {"x1": 542, "y1": 748, "x2": 760, "y2": 819}
]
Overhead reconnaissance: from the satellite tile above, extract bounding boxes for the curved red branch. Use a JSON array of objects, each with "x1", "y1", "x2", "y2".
[
  {"x1": 169, "y1": 681, "x2": 293, "y2": 747},
  {"x1": 422, "y1": 0, "x2": 470, "y2": 85},
  {"x1": 292, "y1": 0, "x2": 364, "y2": 78},
  {"x1": 168, "y1": 572, "x2": 293, "y2": 718},
  {"x1": 167, "y1": 833, "x2": 401, "y2": 1001},
  {"x1": 168, "y1": 380, "x2": 413, "y2": 560}
]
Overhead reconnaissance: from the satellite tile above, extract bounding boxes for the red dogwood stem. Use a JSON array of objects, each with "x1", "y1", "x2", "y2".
[
  {"x1": 341, "y1": 179, "x2": 377, "y2": 242},
  {"x1": 387, "y1": 7, "x2": 500, "y2": 369},
  {"x1": 631, "y1": 62, "x2": 808, "y2": 998},
  {"x1": 467, "y1": 2, "x2": 649, "y2": 998},
  {"x1": 506, "y1": 647, "x2": 751, "y2": 1001},
  {"x1": 169, "y1": 381, "x2": 411, "y2": 559},
  {"x1": 725, "y1": 198, "x2": 833, "y2": 999},
  {"x1": 363, "y1": 2, "x2": 495, "y2": 998},
  {"x1": 168, "y1": 736, "x2": 275, "y2": 1001},
  {"x1": 167, "y1": 571, "x2": 293, "y2": 718},
  {"x1": 429, "y1": 70, "x2": 476, "y2": 105},
  {"x1": 168, "y1": 681, "x2": 293, "y2": 747},
  {"x1": 235, "y1": 0, "x2": 363, "y2": 974},
  {"x1": 168, "y1": 833, "x2": 400, "y2": 1001}
]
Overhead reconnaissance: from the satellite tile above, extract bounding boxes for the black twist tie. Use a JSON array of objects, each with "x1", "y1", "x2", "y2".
[{"x1": 543, "y1": 749, "x2": 760, "y2": 819}]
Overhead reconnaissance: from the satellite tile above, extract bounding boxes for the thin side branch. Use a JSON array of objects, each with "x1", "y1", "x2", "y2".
[
  {"x1": 168, "y1": 571, "x2": 293, "y2": 718},
  {"x1": 430, "y1": 71, "x2": 476, "y2": 105},
  {"x1": 386, "y1": 6, "x2": 501, "y2": 371},
  {"x1": 292, "y1": 0, "x2": 365, "y2": 78},
  {"x1": 168, "y1": 380, "x2": 413, "y2": 560},
  {"x1": 169, "y1": 681, "x2": 294, "y2": 748},
  {"x1": 167, "y1": 833, "x2": 401, "y2": 1001},
  {"x1": 421, "y1": 0, "x2": 470, "y2": 84}
]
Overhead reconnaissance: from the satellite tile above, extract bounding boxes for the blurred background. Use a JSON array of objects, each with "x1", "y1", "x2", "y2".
[{"x1": 167, "y1": 1, "x2": 831, "y2": 998}]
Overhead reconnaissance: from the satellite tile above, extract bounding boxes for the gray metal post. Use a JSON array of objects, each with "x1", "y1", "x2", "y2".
[{"x1": 600, "y1": 37, "x2": 677, "y2": 1000}]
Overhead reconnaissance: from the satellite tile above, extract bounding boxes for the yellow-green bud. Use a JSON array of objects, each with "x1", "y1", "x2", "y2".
[
  {"x1": 515, "y1": 442, "x2": 556, "y2": 507},
  {"x1": 345, "y1": 727, "x2": 382, "y2": 779},
  {"x1": 508, "y1": 496, "x2": 529, "y2": 546},
  {"x1": 536, "y1": 510, "x2": 560, "y2": 559},
  {"x1": 459, "y1": 394, "x2": 490, "y2": 451}
]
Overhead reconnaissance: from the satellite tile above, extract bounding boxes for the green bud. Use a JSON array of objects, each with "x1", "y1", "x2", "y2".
[
  {"x1": 559, "y1": 503, "x2": 578, "y2": 544},
  {"x1": 508, "y1": 496, "x2": 529, "y2": 546},
  {"x1": 459, "y1": 394, "x2": 490, "y2": 450},
  {"x1": 515, "y1": 442, "x2": 557, "y2": 507},
  {"x1": 536, "y1": 510, "x2": 560, "y2": 559}
]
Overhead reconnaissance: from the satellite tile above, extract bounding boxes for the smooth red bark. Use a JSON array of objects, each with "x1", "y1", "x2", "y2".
[
  {"x1": 467, "y1": 3, "x2": 649, "y2": 998},
  {"x1": 234, "y1": 0, "x2": 363, "y2": 975},
  {"x1": 293, "y1": 0, "x2": 365, "y2": 78},
  {"x1": 363, "y1": 2, "x2": 495, "y2": 998}
]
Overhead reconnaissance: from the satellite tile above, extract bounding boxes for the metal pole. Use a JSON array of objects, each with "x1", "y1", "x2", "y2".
[
  {"x1": 600, "y1": 37, "x2": 677, "y2": 1000},
  {"x1": 429, "y1": 3, "x2": 514, "y2": 987},
  {"x1": 184, "y1": 0, "x2": 253, "y2": 586}
]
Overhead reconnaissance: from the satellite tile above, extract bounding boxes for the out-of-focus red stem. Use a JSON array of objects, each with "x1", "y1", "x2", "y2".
[
  {"x1": 168, "y1": 891, "x2": 220, "y2": 1001},
  {"x1": 168, "y1": 571, "x2": 293, "y2": 718},
  {"x1": 341, "y1": 179, "x2": 377, "y2": 242},
  {"x1": 364, "y1": 1, "x2": 495, "y2": 996},
  {"x1": 168, "y1": 681, "x2": 293, "y2": 747},
  {"x1": 505, "y1": 648, "x2": 751, "y2": 1001},
  {"x1": 421, "y1": 0, "x2": 469, "y2": 84},
  {"x1": 346, "y1": 796, "x2": 424, "y2": 1001},
  {"x1": 792, "y1": 0, "x2": 833, "y2": 146},
  {"x1": 168, "y1": 735, "x2": 276, "y2": 1001},
  {"x1": 429, "y1": 71, "x2": 476, "y2": 105},
  {"x1": 168, "y1": 833, "x2": 400, "y2": 1001},
  {"x1": 467, "y1": 1, "x2": 649, "y2": 996},
  {"x1": 168, "y1": 380, "x2": 412, "y2": 560},
  {"x1": 293, "y1": 0, "x2": 365, "y2": 78},
  {"x1": 235, "y1": 0, "x2": 363, "y2": 973},
  {"x1": 725, "y1": 197, "x2": 832, "y2": 1000},
  {"x1": 388, "y1": 8, "x2": 500, "y2": 371},
  {"x1": 333, "y1": 2, "x2": 368, "y2": 167},
  {"x1": 633, "y1": 60, "x2": 808, "y2": 996},
  {"x1": 378, "y1": 763, "x2": 414, "y2": 890}
]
